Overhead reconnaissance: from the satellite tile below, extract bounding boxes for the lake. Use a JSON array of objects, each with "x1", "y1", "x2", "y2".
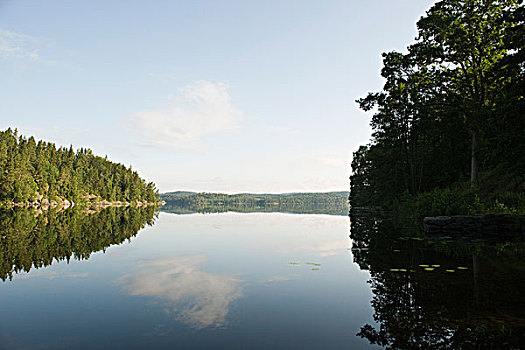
[
  {"x1": 0, "y1": 207, "x2": 377, "y2": 349},
  {"x1": 350, "y1": 214, "x2": 525, "y2": 349},
  {"x1": 2, "y1": 207, "x2": 523, "y2": 349}
]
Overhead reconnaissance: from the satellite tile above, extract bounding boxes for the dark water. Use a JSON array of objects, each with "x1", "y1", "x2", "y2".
[
  {"x1": 351, "y1": 214, "x2": 525, "y2": 349},
  {"x1": 0, "y1": 207, "x2": 376, "y2": 349}
]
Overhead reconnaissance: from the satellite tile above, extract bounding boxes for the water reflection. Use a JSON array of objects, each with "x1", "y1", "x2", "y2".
[
  {"x1": 116, "y1": 256, "x2": 243, "y2": 329},
  {"x1": 351, "y1": 214, "x2": 525, "y2": 349},
  {"x1": 160, "y1": 198, "x2": 348, "y2": 216},
  {"x1": 13, "y1": 271, "x2": 90, "y2": 280},
  {"x1": 0, "y1": 211, "x2": 375, "y2": 349},
  {"x1": 301, "y1": 239, "x2": 349, "y2": 257},
  {"x1": 0, "y1": 206, "x2": 156, "y2": 281}
]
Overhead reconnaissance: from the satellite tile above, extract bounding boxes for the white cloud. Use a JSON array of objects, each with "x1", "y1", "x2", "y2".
[
  {"x1": 116, "y1": 256, "x2": 243, "y2": 329},
  {"x1": 129, "y1": 80, "x2": 242, "y2": 150},
  {"x1": 0, "y1": 29, "x2": 41, "y2": 60}
]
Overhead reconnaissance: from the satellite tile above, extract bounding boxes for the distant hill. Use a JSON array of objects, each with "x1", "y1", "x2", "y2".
[
  {"x1": 159, "y1": 191, "x2": 349, "y2": 215},
  {"x1": 162, "y1": 191, "x2": 197, "y2": 197},
  {"x1": 161, "y1": 191, "x2": 349, "y2": 197}
]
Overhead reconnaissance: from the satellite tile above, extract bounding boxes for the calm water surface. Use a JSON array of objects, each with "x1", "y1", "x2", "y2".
[{"x1": 0, "y1": 210, "x2": 377, "y2": 349}]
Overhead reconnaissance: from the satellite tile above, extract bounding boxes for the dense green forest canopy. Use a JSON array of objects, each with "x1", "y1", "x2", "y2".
[
  {"x1": 0, "y1": 128, "x2": 159, "y2": 204},
  {"x1": 351, "y1": 0, "x2": 524, "y2": 218},
  {"x1": 160, "y1": 191, "x2": 349, "y2": 215},
  {"x1": 0, "y1": 206, "x2": 156, "y2": 281}
]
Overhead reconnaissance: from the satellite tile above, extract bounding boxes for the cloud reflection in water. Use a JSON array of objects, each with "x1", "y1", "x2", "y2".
[{"x1": 116, "y1": 256, "x2": 242, "y2": 329}]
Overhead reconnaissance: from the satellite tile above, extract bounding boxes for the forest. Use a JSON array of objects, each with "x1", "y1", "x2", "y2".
[
  {"x1": 0, "y1": 128, "x2": 159, "y2": 205},
  {"x1": 350, "y1": 0, "x2": 524, "y2": 224},
  {"x1": 160, "y1": 191, "x2": 349, "y2": 215}
]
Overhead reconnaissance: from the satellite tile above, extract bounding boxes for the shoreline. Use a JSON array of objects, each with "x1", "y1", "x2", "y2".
[{"x1": 2, "y1": 199, "x2": 164, "y2": 210}]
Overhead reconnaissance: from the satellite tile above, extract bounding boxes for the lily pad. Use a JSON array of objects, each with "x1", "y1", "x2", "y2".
[
  {"x1": 446, "y1": 269, "x2": 455, "y2": 273},
  {"x1": 457, "y1": 267, "x2": 469, "y2": 270},
  {"x1": 424, "y1": 267, "x2": 435, "y2": 271},
  {"x1": 419, "y1": 264, "x2": 429, "y2": 267}
]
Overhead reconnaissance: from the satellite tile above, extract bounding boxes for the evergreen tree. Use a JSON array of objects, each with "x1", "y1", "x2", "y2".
[{"x1": 0, "y1": 129, "x2": 159, "y2": 204}]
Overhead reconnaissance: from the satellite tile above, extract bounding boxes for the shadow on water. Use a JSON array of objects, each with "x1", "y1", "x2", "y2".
[
  {"x1": 0, "y1": 206, "x2": 157, "y2": 281},
  {"x1": 351, "y1": 213, "x2": 525, "y2": 349}
]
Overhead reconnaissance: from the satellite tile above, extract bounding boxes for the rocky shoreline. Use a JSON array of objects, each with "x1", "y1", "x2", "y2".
[{"x1": 4, "y1": 195, "x2": 163, "y2": 210}]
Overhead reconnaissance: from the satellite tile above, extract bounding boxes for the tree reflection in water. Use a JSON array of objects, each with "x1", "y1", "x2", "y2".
[
  {"x1": 351, "y1": 214, "x2": 525, "y2": 349},
  {"x1": 0, "y1": 206, "x2": 157, "y2": 281}
]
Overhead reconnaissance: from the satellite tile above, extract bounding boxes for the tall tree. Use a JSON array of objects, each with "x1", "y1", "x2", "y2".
[{"x1": 410, "y1": 0, "x2": 523, "y2": 186}]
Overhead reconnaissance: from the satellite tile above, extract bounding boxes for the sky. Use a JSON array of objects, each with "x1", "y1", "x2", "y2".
[{"x1": 0, "y1": 0, "x2": 434, "y2": 193}]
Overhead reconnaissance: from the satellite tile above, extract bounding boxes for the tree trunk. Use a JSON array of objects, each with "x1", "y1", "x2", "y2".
[{"x1": 470, "y1": 128, "x2": 479, "y2": 187}]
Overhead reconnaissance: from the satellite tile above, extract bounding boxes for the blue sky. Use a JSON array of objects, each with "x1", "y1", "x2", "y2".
[{"x1": 1, "y1": 0, "x2": 433, "y2": 193}]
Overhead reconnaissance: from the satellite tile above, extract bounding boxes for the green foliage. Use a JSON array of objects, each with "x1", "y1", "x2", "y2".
[
  {"x1": 492, "y1": 191, "x2": 525, "y2": 213},
  {"x1": 394, "y1": 187, "x2": 484, "y2": 229},
  {"x1": 349, "y1": 3, "x2": 525, "y2": 346},
  {"x1": 351, "y1": 0, "x2": 524, "y2": 218},
  {"x1": 394, "y1": 184, "x2": 525, "y2": 231},
  {"x1": 160, "y1": 191, "x2": 349, "y2": 215},
  {"x1": 0, "y1": 128, "x2": 159, "y2": 204}
]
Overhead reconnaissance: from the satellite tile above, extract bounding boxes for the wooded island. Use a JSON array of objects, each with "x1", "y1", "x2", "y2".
[{"x1": 0, "y1": 128, "x2": 159, "y2": 207}]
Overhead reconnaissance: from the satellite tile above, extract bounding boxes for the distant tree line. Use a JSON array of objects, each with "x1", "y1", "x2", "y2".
[
  {"x1": 160, "y1": 192, "x2": 349, "y2": 215},
  {"x1": 0, "y1": 128, "x2": 158, "y2": 204},
  {"x1": 351, "y1": 0, "x2": 524, "y2": 219}
]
